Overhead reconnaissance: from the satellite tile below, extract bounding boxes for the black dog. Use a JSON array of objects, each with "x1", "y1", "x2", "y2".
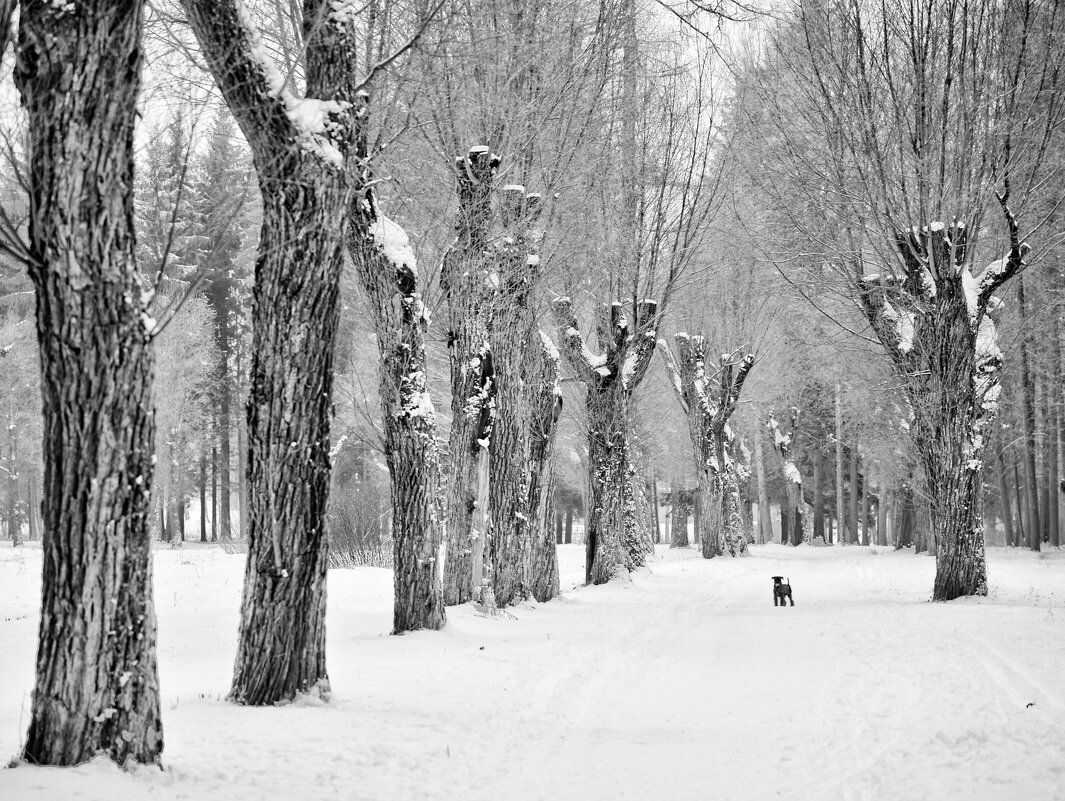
[{"x1": 772, "y1": 576, "x2": 794, "y2": 607}]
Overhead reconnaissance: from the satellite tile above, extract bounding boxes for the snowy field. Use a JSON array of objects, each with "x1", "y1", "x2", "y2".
[{"x1": 0, "y1": 542, "x2": 1063, "y2": 801}]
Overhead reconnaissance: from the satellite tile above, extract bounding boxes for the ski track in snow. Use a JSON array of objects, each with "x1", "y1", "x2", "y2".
[{"x1": 0, "y1": 542, "x2": 1063, "y2": 800}]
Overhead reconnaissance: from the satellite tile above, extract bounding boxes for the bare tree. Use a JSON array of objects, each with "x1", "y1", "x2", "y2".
[
  {"x1": 181, "y1": 0, "x2": 359, "y2": 702},
  {"x1": 747, "y1": 0, "x2": 1065, "y2": 598},
  {"x1": 658, "y1": 336, "x2": 755, "y2": 557},
  {"x1": 766, "y1": 409, "x2": 808, "y2": 546},
  {"x1": 552, "y1": 26, "x2": 723, "y2": 584},
  {"x1": 11, "y1": 0, "x2": 163, "y2": 765}
]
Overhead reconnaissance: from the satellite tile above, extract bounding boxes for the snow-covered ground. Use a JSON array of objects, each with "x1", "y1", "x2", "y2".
[{"x1": 1, "y1": 541, "x2": 1063, "y2": 801}]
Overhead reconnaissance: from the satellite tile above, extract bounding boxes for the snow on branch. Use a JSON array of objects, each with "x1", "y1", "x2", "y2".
[
  {"x1": 656, "y1": 338, "x2": 689, "y2": 415},
  {"x1": 182, "y1": 0, "x2": 354, "y2": 169},
  {"x1": 976, "y1": 192, "x2": 1030, "y2": 304},
  {"x1": 552, "y1": 297, "x2": 609, "y2": 384}
]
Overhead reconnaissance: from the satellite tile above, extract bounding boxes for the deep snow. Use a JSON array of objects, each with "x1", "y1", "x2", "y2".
[{"x1": 1, "y1": 542, "x2": 1063, "y2": 800}]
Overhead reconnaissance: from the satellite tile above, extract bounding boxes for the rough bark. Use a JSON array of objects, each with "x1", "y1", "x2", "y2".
[
  {"x1": 554, "y1": 297, "x2": 658, "y2": 583},
  {"x1": 858, "y1": 218, "x2": 1026, "y2": 598},
  {"x1": 526, "y1": 334, "x2": 562, "y2": 602},
  {"x1": 15, "y1": 0, "x2": 163, "y2": 764},
  {"x1": 658, "y1": 336, "x2": 755, "y2": 558},
  {"x1": 183, "y1": 0, "x2": 360, "y2": 700},
  {"x1": 441, "y1": 146, "x2": 497, "y2": 605},
  {"x1": 350, "y1": 189, "x2": 446, "y2": 633},
  {"x1": 670, "y1": 477, "x2": 687, "y2": 547},
  {"x1": 487, "y1": 186, "x2": 544, "y2": 606}
]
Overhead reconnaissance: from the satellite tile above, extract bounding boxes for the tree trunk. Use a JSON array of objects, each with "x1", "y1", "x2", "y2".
[
  {"x1": 812, "y1": 453, "x2": 823, "y2": 541},
  {"x1": 442, "y1": 147, "x2": 495, "y2": 606},
  {"x1": 1013, "y1": 457, "x2": 1027, "y2": 546},
  {"x1": 199, "y1": 451, "x2": 208, "y2": 542},
  {"x1": 182, "y1": 0, "x2": 365, "y2": 702},
  {"x1": 755, "y1": 419, "x2": 771, "y2": 544},
  {"x1": 16, "y1": 0, "x2": 163, "y2": 764},
  {"x1": 997, "y1": 447, "x2": 1015, "y2": 547},
  {"x1": 848, "y1": 444, "x2": 859, "y2": 544},
  {"x1": 835, "y1": 381, "x2": 845, "y2": 546},
  {"x1": 861, "y1": 477, "x2": 871, "y2": 546},
  {"x1": 894, "y1": 475, "x2": 915, "y2": 549},
  {"x1": 1017, "y1": 275, "x2": 1041, "y2": 551},
  {"x1": 211, "y1": 444, "x2": 218, "y2": 542},
  {"x1": 6, "y1": 411, "x2": 18, "y2": 547},
  {"x1": 486, "y1": 186, "x2": 545, "y2": 605},
  {"x1": 165, "y1": 441, "x2": 180, "y2": 544},
  {"x1": 229, "y1": 165, "x2": 343, "y2": 699},
  {"x1": 350, "y1": 190, "x2": 445, "y2": 632},
  {"x1": 584, "y1": 385, "x2": 642, "y2": 582},
  {"x1": 877, "y1": 485, "x2": 888, "y2": 546},
  {"x1": 1050, "y1": 370, "x2": 1061, "y2": 547},
  {"x1": 650, "y1": 474, "x2": 661, "y2": 544},
  {"x1": 669, "y1": 477, "x2": 685, "y2": 547},
  {"x1": 27, "y1": 468, "x2": 39, "y2": 542},
  {"x1": 526, "y1": 336, "x2": 562, "y2": 602},
  {"x1": 216, "y1": 294, "x2": 232, "y2": 541},
  {"x1": 556, "y1": 510, "x2": 564, "y2": 545},
  {"x1": 565, "y1": 506, "x2": 573, "y2": 544},
  {"x1": 1041, "y1": 378, "x2": 1055, "y2": 547},
  {"x1": 554, "y1": 298, "x2": 658, "y2": 583}
]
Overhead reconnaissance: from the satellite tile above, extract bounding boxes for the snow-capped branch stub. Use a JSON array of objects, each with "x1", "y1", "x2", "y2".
[{"x1": 371, "y1": 214, "x2": 417, "y2": 275}]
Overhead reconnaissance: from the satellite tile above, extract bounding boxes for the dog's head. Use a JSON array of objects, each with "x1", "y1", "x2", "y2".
[{"x1": 771, "y1": 575, "x2": 784, "y2": 585}]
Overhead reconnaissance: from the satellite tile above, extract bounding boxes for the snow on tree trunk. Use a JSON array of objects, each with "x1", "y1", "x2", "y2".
[
  {"x1": 350, "y1": 190, "x2": 446, "y2": 633},
  {"x1": 658, "y1": 335, "x2": 755, "y2": 558},
  {"x1": 858, "y1": 217, "x2": 1028, "y2": 599},
  {"x1": 526, "y1": 333, "x2": 563, "y2": 602},
  {"x1": 15, "y1": 0, "x2": 163, "y2": 764},
  {"x1": 442, "y1": 146, "x2": 497, "y2": 606},
  {"x1": 183, "y1": 0, "x2": 362, "y2": 699},
  {"x1": 767, "y1": 410, "x2": 808, "y2": 546},
  {"x1": 554, "y1": 297, "x2": 658, "y2": 584}
]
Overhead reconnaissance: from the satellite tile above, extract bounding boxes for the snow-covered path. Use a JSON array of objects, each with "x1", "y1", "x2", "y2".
[{"x1": 1, "y1": 542, "x2": 1063, "y2": 800}]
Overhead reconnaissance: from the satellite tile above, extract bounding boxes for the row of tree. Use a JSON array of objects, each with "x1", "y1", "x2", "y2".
[{"x1": 1, "y1": 0, "x2": 1063, "y2": 772}]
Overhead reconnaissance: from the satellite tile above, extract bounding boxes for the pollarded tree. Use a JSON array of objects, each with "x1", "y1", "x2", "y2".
[
  {"x1": 554, "y1": 297, "x2": 662, "y2": 583},
  {"x1": 551, "y1": 28, "x2": 724, "y2": 585},
  {"x1": 769, "y1": 0, "x2": 1065, "y2": 598},
  {"x1": 11, "y1": 0, "x2": 164, "y2": 765},
  {"x1": 181, "y1": 0, "x2": 358, "y2": 702},
  {"x1": 441, "y1": 146, "x2": 498, "y2": 606},
  {"x1": 658, "y1": 336, "x2": 755, "y2": 558},
  {"x1": 348, "y1": 183, "x2": 447, "y2": 633}
]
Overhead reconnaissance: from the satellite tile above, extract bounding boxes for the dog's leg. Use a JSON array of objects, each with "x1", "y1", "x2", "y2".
[
  {"x1": 773, "y1": 592, "x2": 778, "y2": 607},
  {"x1": 789, "y1": 593, "x2": 795, "y2": 607}
]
